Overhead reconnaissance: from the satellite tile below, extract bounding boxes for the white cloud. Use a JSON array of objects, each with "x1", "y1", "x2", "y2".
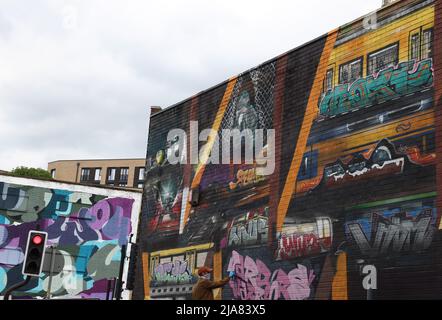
[{"x1": 0, "y1": 0, "x2": 381, "y2": 170}]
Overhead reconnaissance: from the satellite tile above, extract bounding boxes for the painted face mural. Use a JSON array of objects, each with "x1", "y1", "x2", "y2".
[
  {"x1": 135, "y1": 0, "x2": 442, "y2": 301},
  {"x1": 234, "y1": 91, "x2": 259, "y2": 132},
  {"x1": 146, "y1": 170, "x2": 183, "y2": 238},
  {"x1": 0, "y1": 182, "x2": 136, "y2": 299},
  {"x1": 221, "y1": 64, "x2": 275, "y2": 133},
  {"x1": 143, "y1": 118, "x2": 188, "y2": 245},
  {"x1": 181, "y1": 64, "x2": 277, "y2": 248}
]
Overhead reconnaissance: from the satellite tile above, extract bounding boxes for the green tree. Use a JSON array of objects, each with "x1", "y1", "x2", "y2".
[{"x1": 10, "y1": 166, "x2": 53, "y2": 180}]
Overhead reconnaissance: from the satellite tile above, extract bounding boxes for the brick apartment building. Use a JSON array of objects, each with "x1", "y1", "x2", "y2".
[{"x1": 48, "y1": 158, "x2": 146, "y2": 189}]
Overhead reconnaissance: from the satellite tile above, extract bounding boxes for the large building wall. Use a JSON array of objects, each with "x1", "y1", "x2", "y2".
[
  {"x1": 0, "y1": 175, "x2": 142, "y2": 300},
  {"x1": 134, "y1": 0, "x2": 442, "y2": 300}
]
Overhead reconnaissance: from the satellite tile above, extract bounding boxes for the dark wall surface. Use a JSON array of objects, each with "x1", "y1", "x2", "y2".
[{"x1": 133, "y1": 0, "x2": 442, "y2": 300}]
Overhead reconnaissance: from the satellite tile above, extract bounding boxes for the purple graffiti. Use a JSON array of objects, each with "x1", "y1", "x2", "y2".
[
  {"x1": 46, "y1": 198, "x2": 134, "y2": 246},
  {"x1": 0, "y1": 189, "x2": 136, "y2": 300},
  {"x1": 227, "y1": 250, "x2": 315, "y2": 300}
]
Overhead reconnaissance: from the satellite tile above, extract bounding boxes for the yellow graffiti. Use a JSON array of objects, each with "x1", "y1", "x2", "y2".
[{"x1": 229, "y1": 168, "x2": 266, "y2": 190}]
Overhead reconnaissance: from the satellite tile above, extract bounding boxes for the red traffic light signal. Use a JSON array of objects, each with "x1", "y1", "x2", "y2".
[
  {"x1": 22, "y1": 231, "x2": 48, "y2": 277},
  {"x1": 32, "y1": 235, "x2": 43, "y2": 245}
]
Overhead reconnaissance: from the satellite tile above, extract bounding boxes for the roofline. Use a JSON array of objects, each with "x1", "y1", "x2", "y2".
[
  {"x1": 151, "y1": 30, "x2": 333, "y2": 118},
  {"x1": 0, "y1": 172, "x2": 143, "y2": 193},
  {"x1": 48, "y1": 158, "x2": 146, "y2": 164},
  {"x1": 151, "y1": 0, "x2": 430, "y2": 118}
]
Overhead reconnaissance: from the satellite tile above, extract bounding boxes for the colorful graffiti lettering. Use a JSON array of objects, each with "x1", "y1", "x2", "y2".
[
  {"x1": 345, "y1": 202, "x2": 437, "y2": 257},
  {"x1": 227, "y1": 251, "x2": 315, "y2": 300},
  {"x1": 319, "y1": 59, "x2": 433, "y2": 117},
  {"x1": 0, "y1": 183, "x2": 27, "y2": 213},
  {"x1": 46, "y1": 198, "x2": 133, "y2": 246},
  {"x1": 228, "y1": 217, "x2": 268, "y2": 247},
  {"x1": 276, "y1": 218, "x2": 332, "y2": 260},
  {"x1": 0, "y1": 183, "x2": 102, "y2": 223},
  {"x1": 276, "y1": 229, "x2": 332, "y2": 261},
  {"x1": 152, "y1": 260, "x2": 194, "y2": 286},
  {"x1": 0, "y1": 181, "x2": 136, "y2": 300},
  {"x1": 223, "y1": 208, "x2": 269, "y2": 248},
  {"x1": 229, "y1": 169, "x2": 266, "y2": 191}
]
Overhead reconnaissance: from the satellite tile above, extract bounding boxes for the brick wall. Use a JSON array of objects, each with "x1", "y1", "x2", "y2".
[{"x1": 133, "y1": 0, "x2": 442, "y2": 300}]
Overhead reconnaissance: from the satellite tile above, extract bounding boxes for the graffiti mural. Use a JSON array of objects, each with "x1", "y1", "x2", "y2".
[
  {"x1": 276, "y1": 218, "x2": 332, "y2": 261},
  {"x1": 152, "y1": 260, "x2": 194, "y2": 286},
  {"x1": 306, "y1": 139, "x2": 436, "y2": 193},
  {"x1": 0, "y1": 180, "x2": 139, "y2": 300},
  {"x1": 143, "y1": 152, "x2": 184, "y2": 246},
  {"x1": 221, "y1": 207, "x2": 269, "y2": 249},
  {"x1": 319, "y1": 59, "x2": 434, "y2": 117},
  {"x1": 45, "y1": 198, "x2": 133, "y2": 246},
  {"x1": 345, "y1": 198, "x2": 437, "y2": 257},
  {"x1": 149, "y1": 244, "x2": 214, "y2": 300},
  {"x1": 225, "y1": 250, "x2": 316, "y2": 300},
  {"x1": 134, "y1": 0, "x2": 442, "y2": 301}
]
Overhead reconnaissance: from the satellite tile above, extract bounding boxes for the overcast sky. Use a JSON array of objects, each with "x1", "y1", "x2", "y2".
[{"x1": 0, "y1": 0, "x2": 381, "y2": 171}]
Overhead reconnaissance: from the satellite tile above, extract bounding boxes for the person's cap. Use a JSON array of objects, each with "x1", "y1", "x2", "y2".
[{"x1": 197, "y1": 266, "x2": 213, "y2": 276}]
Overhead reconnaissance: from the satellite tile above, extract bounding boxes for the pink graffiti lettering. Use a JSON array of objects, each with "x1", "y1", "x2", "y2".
[{"x1": 227, "y1": 251, "x2": 315, "y2": 300}]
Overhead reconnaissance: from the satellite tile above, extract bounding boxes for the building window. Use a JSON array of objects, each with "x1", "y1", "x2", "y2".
[
  {"x1": 410, "y1": 33, "x2": 420, "y2": 61},
  {"x1": 339, "y1": 58, "x2": 362, "y2": 85},
  {"x1": 134, "y1": 166, "x2": 146, "y2": 188},
  {"x1": 324, "y1": 68, "x2": 334, "y2": 92},
  {"x1": 422, "y1": 28, "x2": 433, "y2": 59},
  {"x1": 138, "y1": 167, "x2": 146, "y2": 180},
  {"x1": 317, "y1": 218, "x2": 331, "y2": 239},
  {"x1": 367, "y1": 43, "x2": 399, "y2": 75},
  {"x1": 51, "y1": 169, "x2": 56, "y2": 179},
  {"x1": 107, "y1": 168, "x2": 117, "y2": 183},
  {"x1": 94, "y1": 168, "x2": 102, "y2": 182},
  {"x1": 81, "y1": 168, "x2": 101, "y2": 184},
  {"x1": 106, "y1": 167, "x2": 130, "y2": 187},
  {"x1": 80, "y1": 168, "x2": 92, "y2": 182},
  {"x1": 120, "y1": 168, "x2": 129, "y2": 183},
  {"x1": 298, "y1": 150, "x2": 319, "y2": 181}
]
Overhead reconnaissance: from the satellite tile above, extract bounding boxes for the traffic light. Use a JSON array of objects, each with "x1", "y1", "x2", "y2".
[
  {"x1": 22, "y1": 231, "x2": 48, "y2": 277},
  {"x1": 125, "y1": 243, "x2": 138, "y2": 291}
]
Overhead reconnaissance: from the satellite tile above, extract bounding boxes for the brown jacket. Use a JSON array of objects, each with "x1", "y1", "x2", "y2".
[{"x1": 192, "y1": 277, "x2": 230, "y2": 300}]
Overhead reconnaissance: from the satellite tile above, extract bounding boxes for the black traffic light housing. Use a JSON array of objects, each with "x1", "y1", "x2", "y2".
[{"x1": 22, "y1": 231, "x2": 48, "y2": 277}]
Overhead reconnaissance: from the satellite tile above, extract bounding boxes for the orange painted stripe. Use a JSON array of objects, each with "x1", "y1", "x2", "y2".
[
  {"x1": 182, "y1": 77, "x2": 238, "y2": 228},
  {"x1": 332, "y1": 252, "x2": 348, "y2": 300},
  {"x1": 276, "y1": 31, "x2": 338, "y2": 232},
  {"x1": 213, "y1": 250, "x2": 223, "y2": 300},
  {"x1": 142, "y1": 252, "x2": 150, "y2": 300}
]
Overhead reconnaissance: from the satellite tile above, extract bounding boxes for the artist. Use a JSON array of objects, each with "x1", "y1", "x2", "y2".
[{"x1": 192, "y1": 266, "x2": 236, "y2": 300}]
